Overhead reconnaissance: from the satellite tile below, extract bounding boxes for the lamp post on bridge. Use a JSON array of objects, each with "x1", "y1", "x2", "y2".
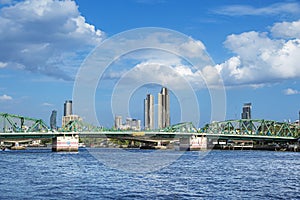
[{"x1": 298, "y1": 110, "x2": 300, "y2": 128}]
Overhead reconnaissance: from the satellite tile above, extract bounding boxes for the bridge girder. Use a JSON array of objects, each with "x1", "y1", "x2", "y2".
[
  {"x1": 61, "y1": 119, "x2": 103, "y2": 132},
  {"x1": 161, "y1": 122, "x2": 197, "y2": 133},
  {"x1": 0, "y1": 113, "x2": 49, "y2": 133},
  {"x1": 0, "y1": 112, "x2": 299, "y2": 142},
  {"x1": 205, "y1": 119, "x2": 299, "y2": 138}
]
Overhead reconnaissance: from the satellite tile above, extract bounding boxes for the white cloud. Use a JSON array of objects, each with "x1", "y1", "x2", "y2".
[
  {"x1": 283, "y1": 88, "x2": 300, "y2": 95},
  {"x1": 202, "y1": 65, "x2": 223, "y2": 86},
  {"x1": 0, "y1": 0, "x2": 104, "y2": 80},
  {"x1": 42, "y1": 102, "x2": 54, "y2": 107},
  {"x1": 104, "y1": 59, "x2": 223, "y2": 90},
  {"x1": 216, "y1": 20, "x2": 300, "y2": 86},
  {"x1": 119, "y1": 62, "x2": 195, "y2": 89},
  {"x1": 179, "y1": 39, "x2": 207, "y2": 58},
  {"x1": 0, "y1": 94, "x2": 12, "y2": 100},
  {"x1": 215, "y1": 2, "x2": 300, "y2": 16},
  {"x1": 95, "y1": 31, "x2": 217, "y2": 89},
  {"x1": 0, "y1": 62, "x2": 7, "y2": 68},
  {"x1": 109, "y1": 61, "x2": 200, "y2": 90},
  {"x1": 271, "y1": 20, "x2": 300, "y2": 39}
]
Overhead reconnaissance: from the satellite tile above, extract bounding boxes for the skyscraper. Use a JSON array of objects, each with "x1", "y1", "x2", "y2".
[
  {"x1": 50, "y1": 110, "x2": 57, "y2": 130},
  {"x1": 241, "y1": 103, "x2": 252, "y2": 119},
  {"x1": 158, "y1": 87, "x2": 170, "y2": 129},
  {"x1": 62, "y1": 100, "x2": 82, "y2": 128},
  {"x1": 144, "y1": 94, "x2": 154, "y2": 130},
  {"x1": 64, "y1": 100, "x2": 72, "y2": 116}
]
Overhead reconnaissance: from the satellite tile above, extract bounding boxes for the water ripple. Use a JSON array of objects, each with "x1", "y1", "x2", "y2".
[{"x1": 0, "y1": 149, "x2": 299, "y2": 199}]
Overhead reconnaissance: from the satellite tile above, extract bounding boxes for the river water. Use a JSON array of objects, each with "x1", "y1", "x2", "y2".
[{"x1": 0, "y1": 148, "x2": 299, "y2": 199}]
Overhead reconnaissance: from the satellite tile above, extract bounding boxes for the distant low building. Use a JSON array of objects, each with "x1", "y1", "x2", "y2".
[
  {"x1": 126, "y1": 118, "x2": 141, "y2": 131},
  {"x1": 114, "y1": 116, "x2": 141, "y2": 131}
]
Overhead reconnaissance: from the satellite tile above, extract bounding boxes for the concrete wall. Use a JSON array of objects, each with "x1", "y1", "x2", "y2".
[
  {"x1": 179, "y1": 136, "x2": 207, "y2": 151},
  {"x1": 52, "y1": 135, "x2": 78, "y2": 152}
]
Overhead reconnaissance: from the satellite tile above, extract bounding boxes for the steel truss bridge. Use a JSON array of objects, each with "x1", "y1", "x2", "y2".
[
  {"x1": 0, "y1": 113, "x2": 299, "y2": 142},
  {"x1": 203, "y1": 119, "x2": 299, "y2": 141}
]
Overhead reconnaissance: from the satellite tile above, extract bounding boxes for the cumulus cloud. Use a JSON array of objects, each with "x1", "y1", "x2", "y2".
[
  {"x1": 271, "y1": 20, "x2": 300, "y2": 39},
  {"x1": 216, "y1": 20, "x2": 300, "y2": 86},
  {"x1": 0, "y1": 0, "x2": 103, "y2": 80},
  {"x1": 117, "y1": 62, "x2": 195, "y2": 89},
  {"x1": 104, "y1": 59, "x2": 223, "y2": 90},
  {"x1": 283, "y1": 88, "x2": 300, "y2": 95},
  {"x1": 92, "y1": 29, "x2": 218, "y2": 90},
  {"x1": 0, "y1": 94, "x2": 12, "y2": 100},
  {"x1": 100, "y1": 22, "x2": 300, "y2": 89},
  {"x1": 215, "y1": 2, "x2": 300, "y2": 16},
  {"x1": 179, "y1": 39, "x2": 207, "y2": 59}
]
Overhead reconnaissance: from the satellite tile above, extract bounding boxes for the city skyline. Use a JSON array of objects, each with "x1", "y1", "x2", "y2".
[{"x1": 0, "y1": 0, "x2": 299, "y2": 127}]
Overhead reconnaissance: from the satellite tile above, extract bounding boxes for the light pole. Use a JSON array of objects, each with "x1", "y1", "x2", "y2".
[{"x1": 298, "y1": 110, "x2": 300, "y2": 127}]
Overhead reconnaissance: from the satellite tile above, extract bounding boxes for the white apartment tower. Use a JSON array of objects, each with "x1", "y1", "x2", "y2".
[
  {"x1": 158, "y1": 87, "x2": 170, "y2": 129},
  {"x1": 144, "y1": 94, "x2": 154, "y2": 130},
  {"x1": 114, "y1": 115, "x2": 122, "y2": 130}
]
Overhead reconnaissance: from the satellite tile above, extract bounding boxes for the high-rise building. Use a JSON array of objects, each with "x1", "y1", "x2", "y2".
[
  {"x1": 144, "y1": 94, "x2": 154, "y2": 130},
  {"x1": 158, "y1": 87, "x2": 170, "y2": 129},
  {"x1": 50, "y1": 110, "x2": 57, "y2": 130},
  {"x1": 241, "y1": 103, "x2": 252, "y2": 119},
  {"x1": 115, "y1": 115, "x2": 122, "y2": 130},
  {"x1": 64, "y1": 100, "x2": 72, "y2": 116},
  {"x1": 62, "y1": 100, "x2": 82, "y2": 129}
]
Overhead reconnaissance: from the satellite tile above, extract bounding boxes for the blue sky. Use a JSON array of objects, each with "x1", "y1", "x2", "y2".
[{"x1": 0, "y1": 0, "x2": 299, "y2": 128}]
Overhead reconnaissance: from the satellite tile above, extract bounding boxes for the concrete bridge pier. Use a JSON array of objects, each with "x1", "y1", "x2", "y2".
[
  {"x1": 179, "y1": 135, "x2": 207, "y2": 151},
  {"x1": 52, "y1": 135, "x2": 79, "y2": 152}
]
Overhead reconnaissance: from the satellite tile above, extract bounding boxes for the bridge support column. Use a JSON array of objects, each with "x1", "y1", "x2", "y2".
[
  {"x1": 157, "y1": 141, "x2": 161, "y2": 146},
  {"x1": 52, "y1": 135, "x2": 79, "y2": 152},
  {"x1": 179, "y1": 136, "x2": 207, "y2": 151}
]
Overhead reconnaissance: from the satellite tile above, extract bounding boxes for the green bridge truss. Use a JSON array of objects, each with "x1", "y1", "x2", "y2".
[
  {"x1": 204, "y1": 119, "x2": 300, "y2": 138},
  {"x1": 62, "y1": 120, "x2": 199, "y2": 133},
  {"x1": 0, "y1": 113, "x2": 49, "y2": 133},
  {"x1": 61, "y1": 119, "x2": 104, "y2": 132},
  {"x1": 161, "y1": 122, "x2": 198, "y2": 133},
  {"x1": 1, "y1": 112, "x2": 299, "y2": 139}
]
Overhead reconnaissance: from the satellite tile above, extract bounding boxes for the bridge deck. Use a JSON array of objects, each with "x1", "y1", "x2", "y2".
[{"x1": 0, "y1": 131, "x2": 297, "y2": 142}]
